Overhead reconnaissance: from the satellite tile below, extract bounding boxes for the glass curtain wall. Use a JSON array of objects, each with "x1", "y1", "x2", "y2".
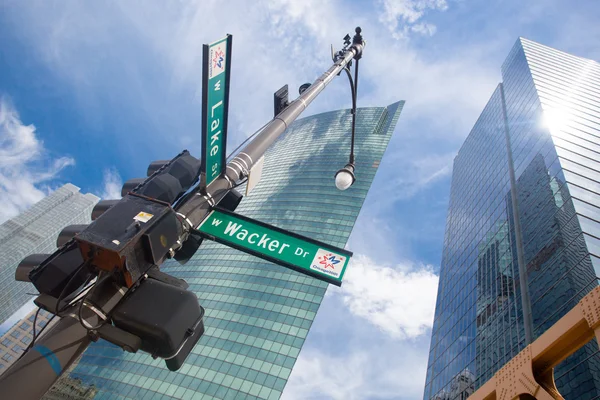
[
  {"x1": 424, "y1": 39, "x2": 600, "y2": 399},
  {"x1": 56, "y1": 102, "x2": 404, "y2": 400}
]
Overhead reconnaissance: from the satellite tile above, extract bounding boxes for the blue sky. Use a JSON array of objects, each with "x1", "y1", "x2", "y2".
[{"x1": 1, "y1": 0, "x2": 599, "y2": 398}]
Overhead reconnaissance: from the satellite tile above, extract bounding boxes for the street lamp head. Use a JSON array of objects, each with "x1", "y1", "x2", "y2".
[{"x1": 334, "y1": 163, "x2": 355, "y2": 191}]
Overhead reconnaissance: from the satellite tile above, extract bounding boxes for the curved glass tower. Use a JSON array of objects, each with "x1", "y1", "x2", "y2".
[
  {"x1": 51, "y1": 102, "x2": 404, "y2": 400},
  {"x1": 424, "y1": 39, "x2": 600, "y2": 399}
]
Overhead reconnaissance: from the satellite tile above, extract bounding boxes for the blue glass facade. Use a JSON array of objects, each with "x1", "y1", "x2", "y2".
[
  {"x1": 424, "y1": 39, "x2": 600, "y2": 399},
  {"x1": 54, "y1": 102, "x2": 404, "y2": 399}
]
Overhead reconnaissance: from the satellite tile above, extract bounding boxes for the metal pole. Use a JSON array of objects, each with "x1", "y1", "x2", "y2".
[
  {"x1": 350, "y1": 58, "x2": 359, "y2": 164},
  {"x1": 0, "y1": 27, "x2": 365, "y2": 400},
  {"x1": 177, "y1": 35, "x2": 364, "y2": 226},
  {"x1": 349, "y1": 27, "x2": 363, "y2": 166},
  {"x1": 340, "y1": 62, "x2": 357, "y2": 165},
  {"x1": 0, "y1": 280, "x2": 124, "y2": 399},
  {"x1": 0, "y1": 316, "x2": 92, "y2": 400},
  {"x1": 228, "y1": 40, "x2": 364, "y2": 171}
]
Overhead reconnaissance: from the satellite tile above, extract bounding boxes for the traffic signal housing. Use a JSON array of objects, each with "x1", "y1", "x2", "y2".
[
  {"x1": 14, "y1": 149, "x2": 208, "y2": 372},
  {"x1": 121, "y1": 151, "x2": 201, "y2": 204},
  {"x1": 111, "y1": 276, "x2": 205, "y2": 371}
]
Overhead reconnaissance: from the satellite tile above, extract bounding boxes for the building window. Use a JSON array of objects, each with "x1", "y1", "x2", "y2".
[
  {"x1": 2, "y1": 353, "x2": 13, "y2": 362},
  {"x1": 19, "y1": 322, "x2": 29, "y2": 331},
  {"x1": 10, "y1": 331, "x2": 21, "y2": 340}
]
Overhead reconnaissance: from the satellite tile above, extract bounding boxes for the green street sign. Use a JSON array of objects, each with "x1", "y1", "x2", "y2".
[
  {"x1": 197, "y1": 208, "x2": 352, "y2": 286},
  {"x1": 201, "y1": 35, "x2": 232, "y2": 189}
]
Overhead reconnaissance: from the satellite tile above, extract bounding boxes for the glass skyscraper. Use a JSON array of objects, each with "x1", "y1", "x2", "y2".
[
  {"x1": 0, "y1": 308, "x2": 57, "y2": 375},
  {"x1": 0, "y1": 183, "x2": 99, "y2": 325},
  {"x1": 55, "y1": 102, "x2": 404, "y2": 399},
  {"x1": 424, "y1": 38, "x2": 600, "y2": 399}
]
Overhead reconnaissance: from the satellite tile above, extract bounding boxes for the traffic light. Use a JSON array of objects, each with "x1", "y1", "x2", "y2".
[
  {"x1": 56, "y1": 224, "x2": 89, "y2": 247},
  {"x1": 76, "y1": 194, "x2": 183, "y2": 286},
  {"x1": 25, "y1": 241, "x2": 91, "y2": 306},
  {"x1": 91, "y1": 199, "x2": 119, "y2": 220},
  {"x1": 111, "y1": 276, "x2": 205, "y2": 371},
  {"x1": 121, "y1": 151, "x2": 201, "y2": 204},
  {"x1": 14, "y1": 150, "x2": 208, "y2": 371}
]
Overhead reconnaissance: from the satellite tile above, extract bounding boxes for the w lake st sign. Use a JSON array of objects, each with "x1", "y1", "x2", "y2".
[
  {"x1": 201, "y1": 35, "x2": 232, "y2": 189},
  {"x1": 197, "y1": 208, "x2": 352, "y2": 286}
]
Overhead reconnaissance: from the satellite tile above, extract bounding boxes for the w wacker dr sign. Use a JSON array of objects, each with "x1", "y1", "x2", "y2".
[{"x1": 197, "y1": 208, "x2": 352, "y2": 286}]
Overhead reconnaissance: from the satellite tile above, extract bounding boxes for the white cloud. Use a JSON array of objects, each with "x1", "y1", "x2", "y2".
[
  {"x1": 378, "y1": 0, "x2": 448, "y2": 39},
  {"x1": 387, "y1": 152, "x2": 454, "y2": 201},
  {"x1": 0, "y1": 97, "x2": 75, "y2": 224},
  {"x1": 254, "y1": 0, "x2": 500, "y2": 134},
  {"x1": 23, "y1": 1, "x2": 339, "y2": 144},
  {"x1": 4, "y1": 1, "x2": 501, "y2": 151},
  {"x1": 346, "y1": 152, "x2": 453, "y2": 262},
  {"x1": 347, "y1": 217, "x2": 408, "y2": 265},
  {"x1": 100, "y1": 167, "x2": 123, "y2": 200},
  {"x1": 284, "y1": 352, "x2": 370, "y2": 400},
  {"x1": 334, "y1": 254, "x2": 438, "y2": 339},
  {"x1": 284, "y1": 254, "x2": 438, "y2": 399},
  {"x1": 411, "y1": 22, "x2": 438, "y2": 36},
  {"x1": 284, "y1": 345, "x2": 429, "y2": 400},
  {"x1": 358, "y1": 39, "x2": 499, "y2": 133}
]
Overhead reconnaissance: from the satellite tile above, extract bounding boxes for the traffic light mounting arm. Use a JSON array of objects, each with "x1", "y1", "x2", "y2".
[
  {"x1": 0, "y1": 28, "x2": 365, "y2": 400},
  {"x1": 175, "y1": 36, "x2": 365, "y2": 227}
]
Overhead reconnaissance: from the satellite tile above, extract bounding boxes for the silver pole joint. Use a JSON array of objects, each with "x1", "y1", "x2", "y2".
[
  {"x1": 202, "y1": 193, "x2": 216, "y2": 207},
  {"x1": 80, "y1": 301, "x2": 108, "y2": 330},
  {"x1": 176, "y1": 213, "x2": 194, "y2": 231}
]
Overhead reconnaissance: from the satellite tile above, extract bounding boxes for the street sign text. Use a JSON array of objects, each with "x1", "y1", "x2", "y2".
[
  {"x1": 202, "y1": 35, "x2": 232, "y2": 189},
  {"x1": 197, "y1": 209, "x2": 352, "y2": 286}
]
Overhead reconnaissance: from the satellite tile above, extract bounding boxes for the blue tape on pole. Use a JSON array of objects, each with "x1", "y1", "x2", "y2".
[{"x1": 33, "y1": 345, "x2": 62, "y2": 375}]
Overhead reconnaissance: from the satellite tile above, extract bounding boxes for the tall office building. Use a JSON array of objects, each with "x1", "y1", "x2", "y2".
[
  {"x1": 0, "y1": 184, "x2": 99, "y2": 326},
  {"x1": 54, "y1": 102, "x2": 404, "y2": 399},
  {"x1": 424, "y1": 38, "x2": 600, "y2": 399},
  {"x1": 0, "y1": 307, "x2": 58, "y2": 375}
]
